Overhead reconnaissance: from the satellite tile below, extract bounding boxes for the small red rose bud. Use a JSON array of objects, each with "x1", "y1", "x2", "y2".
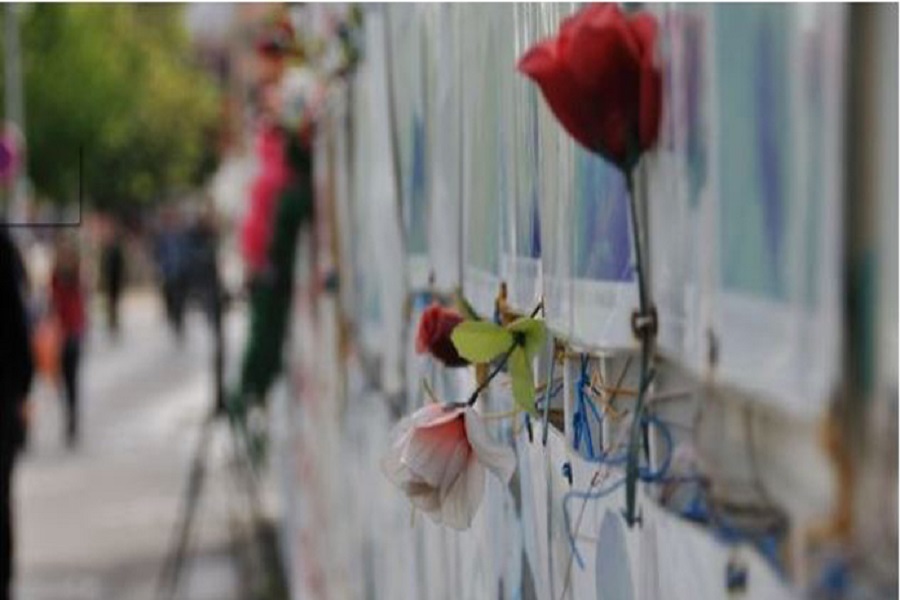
[{"x1": 415, "y1": 303, "x2": 469, "y2": 367}]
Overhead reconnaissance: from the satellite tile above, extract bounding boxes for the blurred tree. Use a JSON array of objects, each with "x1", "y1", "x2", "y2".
[{"x1": 6, "y1": 4, "x2": 220, "y2": 210}]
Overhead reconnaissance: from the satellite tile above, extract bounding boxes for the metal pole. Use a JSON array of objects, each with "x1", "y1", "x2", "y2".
[{"x1": 5, "y1": 4, "x2": 26, "y2": 222}]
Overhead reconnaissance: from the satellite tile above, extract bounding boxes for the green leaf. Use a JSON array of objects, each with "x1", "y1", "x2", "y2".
[
  {"x1": 508, "y1": 346, "x2": 536, "y2": 413},
  {"x1": 506, "y1": 317, "x2": 547, "y2": 358},
  {"x1": 450, "y1": 320, "x2": 514, "y2": 363}
]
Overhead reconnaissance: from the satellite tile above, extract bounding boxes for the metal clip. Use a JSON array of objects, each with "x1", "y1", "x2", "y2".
[{"x1": 630, "y1": 304, "x2": 658, "y2": 340}]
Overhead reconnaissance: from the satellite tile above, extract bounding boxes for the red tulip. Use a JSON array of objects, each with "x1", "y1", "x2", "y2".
[
  {"x1": 415, "y1": 303, "x2": 468, "y2": 367},
  {"x1": 517, "y1": 3, "x2": 661, "y2": 170}
]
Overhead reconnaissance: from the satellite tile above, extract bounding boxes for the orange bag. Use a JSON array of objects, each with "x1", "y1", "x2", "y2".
[{"x1": 32, "y1": 316, "x2": 61, "y2": 381}]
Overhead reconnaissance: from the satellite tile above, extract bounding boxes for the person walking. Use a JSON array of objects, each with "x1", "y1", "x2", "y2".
[
  {"x1": 153, "y1": 209, "x2": 188, "y2": 343},
  {"x1": 50, "y1": 240, "x2": 86, "y2": 447},
  {"x1": 185, "y1": 207, "x2": 226, "y2": 410},
  {"x1": 0, "y1": 231, "x2": 34, "y2": 600},
  {"x1": 100, "y1": 228, "x2": 125, "y2": 338}
]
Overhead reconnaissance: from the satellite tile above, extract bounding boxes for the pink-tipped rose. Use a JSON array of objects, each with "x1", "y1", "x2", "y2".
[
  {"x1": 415, "y1": 303, "x2": 468, "y2": 367},
  {"x1": 382, "y1": 403, "x2": 515, "y2": 530}
]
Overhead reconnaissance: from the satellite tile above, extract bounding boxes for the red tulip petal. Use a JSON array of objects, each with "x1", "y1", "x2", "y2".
[
  {"x1": 565, "y1": 6, "x2": 641, "y2": 95},
  {"x1": 626, "y1": 12, "x2": 659, "y2": 66},
  {"x1": 638, "y1": 64, "x2": 662, "y2": 151},
  {"x1": 596, "y1": 109, "x2": 633, "y2": 165},
  {"x1": 565, "y1": 4, "x2": 643, "y2": 162},
  {"x1": 518, "y1": 41, "x2": 599, "y2": 153},
  {"x1": 558, "y1": 2, "x2": 620, "y2": 51},
  {"x1": 517, "y1": 38, "x2": 561, "y2": 81}
]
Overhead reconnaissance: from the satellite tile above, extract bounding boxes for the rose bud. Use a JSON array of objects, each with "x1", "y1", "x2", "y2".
[{"x1": 415, "y1": 303, "x2": 468, "y2": 367}]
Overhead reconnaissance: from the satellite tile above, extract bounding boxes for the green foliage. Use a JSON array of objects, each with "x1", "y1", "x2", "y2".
[
  {"x1": 508, "y1": 346, "x2": 536, "y2": 413},
  {"x1": 11, "y1": 4, "x2": 220, "y2": 209},
  {"x1": 507, "y1": 317, "x2": 547, "y2": 357},
  {"x1": 451, "y1": 315, "x2": 547, "y2": 413},
  {"x1": 451, "y1": 320, "x2": 514, "y2": 364}
]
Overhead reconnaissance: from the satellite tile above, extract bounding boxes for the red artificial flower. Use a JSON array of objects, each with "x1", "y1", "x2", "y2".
[
  {"x1": 415, "y1": 303, "x2": 468, "y2": 367},
  {"x1": 517, "y1": 3, "x2": 661, "y2": 170}
]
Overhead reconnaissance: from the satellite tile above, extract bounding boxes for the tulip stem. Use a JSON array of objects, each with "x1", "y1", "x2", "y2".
[{"x1": 623, "y1": 163, "x2": 654, "y2": 528}]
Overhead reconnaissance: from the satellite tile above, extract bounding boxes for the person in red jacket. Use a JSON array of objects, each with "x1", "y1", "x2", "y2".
[{"x1": 50, "y1": 241, "x2": 86, "y2": 447}]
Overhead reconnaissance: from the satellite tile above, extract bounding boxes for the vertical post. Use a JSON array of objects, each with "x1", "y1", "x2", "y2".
[{"x1": 4, "y1": 4, "x2": 25, "y2": 221}]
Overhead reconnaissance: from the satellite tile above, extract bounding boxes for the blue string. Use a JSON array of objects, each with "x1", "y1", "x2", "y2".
[
  {"x1": 561, "y1": 461, "x2": 573, "y2": 486},
  {"x1": 813, "y1": 558, "x2": 850, "y2": 599},
  {"x1": 639, "y1": 414, "x2": 673, "y2": 482},
  {"x1": 681, "y1": 492, "x2": 709, "y2": 524},
  {"x1": 562, "y1": 358, "x2": 690, "y2": 571},
  {"x1": 585, "y1": 386, "x2": 605, "y2": 425},
  {"x1": 571, "y1": 387, "x2": 674, "y2": 484},
  {"x1": 572, "y1": 356, "x2": 597, "y2": 459},
  {"x1": 562, "y1": 400, "x2": 679, "y2": 572},
  {"x1": 563, "y1": 476, "x2": 626, "y2": 569},
  {"x1": 680, "y1": 494, "x2": 787, "y2": 577}
]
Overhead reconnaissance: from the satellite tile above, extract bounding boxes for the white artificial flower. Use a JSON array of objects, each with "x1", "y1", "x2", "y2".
[{"x1": 382, "y1": 403, "x2": 516, "y2": 530}]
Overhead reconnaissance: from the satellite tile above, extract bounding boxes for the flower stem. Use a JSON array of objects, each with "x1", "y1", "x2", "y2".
[
  {"x1": 466, "y1": 343, "x2": 516, "y2": 406},
  {"x1": 624, "y1": 165, "x2": 653, "y2": 527}
]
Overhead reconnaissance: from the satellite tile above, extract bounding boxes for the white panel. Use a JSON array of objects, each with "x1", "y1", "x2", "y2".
[{"x1": 708, "y1": 4, "x2": 845, "y2": 418}]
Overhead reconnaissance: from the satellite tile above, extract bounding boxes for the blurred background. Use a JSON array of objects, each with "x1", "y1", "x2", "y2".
[
  {"x1": 0, "y1": 3, "x2": 895, "y2": 600},
  {"x1": 0, "y1": 4, "x2": 294, "y2": 599}
]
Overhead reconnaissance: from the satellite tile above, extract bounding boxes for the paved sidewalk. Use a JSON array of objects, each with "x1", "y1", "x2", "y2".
[{"x1": 12, "y1": 292, "x2": 251, "y2": 600}]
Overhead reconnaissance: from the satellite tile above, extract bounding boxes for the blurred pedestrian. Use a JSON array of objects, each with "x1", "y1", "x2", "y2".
[
  {"x1": 100, "y1": 228, "x2": 125, "y2": 338},
  {"x1": 236, "y1": 22, "x2": 319, "y2": 413},
  {"x1": 0, "y1": 231, "x2": 34, "y2": 600},
  {"x1": 185, "y1": 207, "x2": 223, "y2": 327},
  {"x1": 185, "y1": 205, "x2": 226, "y2": 410},
  {"x1": 153, "y1": 209, "x2": 188, "y2": 343},
  {"x1": 50, "y1": 240, "x2": 86, "y2": 447}
]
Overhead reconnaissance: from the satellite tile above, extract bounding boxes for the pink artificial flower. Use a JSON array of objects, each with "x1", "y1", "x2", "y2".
[{"x1": 382, "y1": 403, "x2": 515, "y2": 530}]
